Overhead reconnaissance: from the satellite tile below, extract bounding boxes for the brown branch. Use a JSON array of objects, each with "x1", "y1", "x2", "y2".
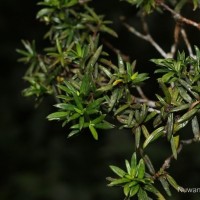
[
  {"x1": 122, "y1": 21, "x2": 168, "y2": 58},
  {"x1": 159, "y1": 2, "x2": 200, "y2": 30},
  {"x1": 102, "y1": 39, "x2": 130, "y2": 62},
  {"x1": 181, "y1": 28, "x2": 194, "y2": 57},
  {"x1": 161, "y1": 138, "x2": 197, "y2": 171}
]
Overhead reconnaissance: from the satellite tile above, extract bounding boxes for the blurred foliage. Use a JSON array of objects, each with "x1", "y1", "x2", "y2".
[{"x1": 1, "y1": 0, "x2": 200, "y2": 200}]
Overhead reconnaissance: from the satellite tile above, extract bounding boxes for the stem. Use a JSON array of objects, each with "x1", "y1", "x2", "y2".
[
  {"x1": 181, "y1": 28, "x2": 194, "y2": 57},
  {"x1": 159, "y1": 2, "x2": 200, "y2": 30},
  {"x1": 161, "y1": 138, "x2": 197, "y2": 171},
  {"x1": 122, "y1": 21, "x2": 168, "y2": 58}
]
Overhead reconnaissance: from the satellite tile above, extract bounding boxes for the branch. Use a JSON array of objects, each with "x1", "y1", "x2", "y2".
[
  {"x1": 180, "y1": 28, "x2": 194, "y2": 57},
  {"x1": 122, "y1": 21, "x2": 168, "y2": 58},
  {"x1": 161, "y1": 138, "x2": 197, "y2": 171},
  {"x1": 159, "y1": 2, "x2": 200, "y2": 30},
  {"x1": 102, "y1": 39, "x2": 130, "y2": 62}
]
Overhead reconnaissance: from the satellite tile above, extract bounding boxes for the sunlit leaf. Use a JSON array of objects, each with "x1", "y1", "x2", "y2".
[
  {"x1": 143, "y1": 126, "x2": 165, "y2": 148},
  {"x1": 109, "y1": 165, "x2": 126, "y2": 178}
]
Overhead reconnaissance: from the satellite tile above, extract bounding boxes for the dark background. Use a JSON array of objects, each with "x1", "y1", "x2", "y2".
[{"x1": 1, "y1": 0, "x2": 200, "y2": 200}]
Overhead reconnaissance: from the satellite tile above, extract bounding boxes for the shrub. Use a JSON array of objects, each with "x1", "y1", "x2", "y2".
[{"x1": 17, "y1": 0, "x2": 200, "y2": 199}]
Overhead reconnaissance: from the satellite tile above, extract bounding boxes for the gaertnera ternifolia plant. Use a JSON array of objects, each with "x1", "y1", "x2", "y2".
[{"x1": 17, "y1": 0, "x2": 200, "y2": 199}]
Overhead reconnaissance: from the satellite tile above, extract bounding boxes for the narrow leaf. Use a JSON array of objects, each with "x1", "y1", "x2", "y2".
[
  {"x1": 166, "y1": 174, "x2": 180, "y2": 191},
  {"x1": 87, "y1": 45, "x2": 103, "y2": 72},
  {"x1": 130, "y1": 184, "x2": 140, "y2": 197},
  {"x1": 177, "y1": 108, "x2": 198, "y2": 124},
  {"x1": 192, "y1": 116, "x2": 200, "y2": 140},
  {"x1": 143, "y1": 127, "x2": 165, "y2": 148},
  {"x1": 125, "y1": 160, "x2": 131, "y2": 175},
  {"x1": 137, "y1": 188, "x2": 149, "y2": 200},
  {"x1": 143, "y1": 155, "x2": 155, "y2": 174},
  {"x1": 136, "y1": 159, "x2": 145, "y2": 179},
  {"x1": 141, "y1": 125, "x2": 150, "y2": 139},
  {"x1": 159, "y1": 177, "x2": 171, "y2": 196},
  {"x1": 135, "y1": 126, "x2": 141, "y2": 149},
  {"x1": 109, "y1": 165, "x2": 126, "y2": 177},
  {"x1": 167, "y1": 113, "x2": 174, "y2": 141},
  {"x1": 108, "y1": 178, "x2": 130, "y2": 186},
  {"x1": 47, "y1": 112, "x2": 68, "y2": 120},
  {"x1": 89, "y1": 124, "x2": 98, "y2": 140}
]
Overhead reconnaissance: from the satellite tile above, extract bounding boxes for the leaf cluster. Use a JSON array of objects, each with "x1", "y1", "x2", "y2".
[{"x1": 18, "y1": 0, "x2": 200, "y2": 199}]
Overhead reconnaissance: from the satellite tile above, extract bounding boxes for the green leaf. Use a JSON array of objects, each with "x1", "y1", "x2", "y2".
[
  {"x1": 153, "y1": 114, "x2": 162, "y2": 127},
  {"x1": 68, "y1": 113, "x2": 81, "y2": 122},
  {"x1": 143, "y1": 155, "x2": 155, "y2": 175},
  {"x1": 178, "y1": 87, "x2": 192, "y2": 103},
  {"x1": 125, "y1": 160, "x2": 131, "y2": 175},
  {"x1": 144, "y1": 111, "x2": 157, "y2": 122},
  {"x1": 36, "y1": 8, "x2": 54, "y2": 19},
  {"x1": 108, "y1": 178, "x2": 130, "y2": 186},
  {"x1": 47, "y1": 112, "x2": 68, "y2": 120},
  {"x1": 159, "y1": 177, "x2": 171, "y2": 196},
  {"x1": 87, "y1": 45, "x2": 103, "y2": 72},
  {"x1": 135, "y1": 126, "x2": 141, "y2": 149},
  {"x1": 158, "y1": 80, "x2": 171, "y2": 103},
  {"x1": 130, "y1": 184, "x2": 140, "y2": 197},
  {"x1": 100, "y1": 25, "x2": 118, "y2": 37},
  {"x1": 141, "y1": 125, "x2": 150, "y2": 139},
  {"x1": 68, "y1": 129, "x2": 80, "y2": 138},
  {"x1": 79, "y1": 116, "x2": 84, "y2": 130},
  {"x1": 118, "y1": 54, "x2": 125, "y2": 74},
  {"x1": 156, "y1": 94, "x2": 168, "y2": 106},
  {"x1": 108, "y1": 89, "x2": 119, "y2": 111},
  {"x1": 179, "y1": 79, "x2": 199, "y2": 99},
  {"x1": 170, "y1": 103, "x2": 190, "y2": 112},
  {"x1": 114, "y1": 104, "x2": 130, "y2": 115},
  {"x1": 87, "y1": 97, "x2": 105, "y2": 110},
  {"x1": 144, "y1": 184, "x2": 166, "y2": 200},
  {"x1": 97, "y1": 84, "x2": 113, "y2": 92},
  {"x1": 109, "y1": 165, "x2": 126, "y2": 178},
  {"x1": 72, "y1": 93, "x2": 83, "y2": 110},
  {"x1": 80, "y1": 75, "x2": 90, "y2": 96},
  {"x1": 89, "y1": 124, "x2": 98, "y2": 140},
  {"x1": 131, "y1": 152, "x2": 137, "y2": 169},
  {"x1": 91, "y1": 114, "x2": 106, "y2": 124},
  {"x1": 167, "y1": 113, "x2": 174, "y2": 141},
  {"x1": 64, "y1": 80, "x2": 77, "y2": 94},
  {"x1": 124, "y1": 183, "x2": 131, "y2": 197},
  {"x1": 143, "y1": 126, "x2": 165, "y2": 148},
  {"x1": 65, "y1": 0, "x2": 78, "y2": 7},
  {"x1": 161, "y1": 71, "x2": 175, "y2": 83},
  {"x1": 166, "y1": 174, "x2": 180, "y2": 191},
  {"x1": 95, "y1": 121, "x2": 114, "y2": 129},
  {"x1": 170, "y1": 136, "x2": 179, "y2": 159},
  {"x1": 54, "y1": 103, "x2": 75, "y2": 111},
  {"x1": 192, "y1": 116, "x2": 200, "y2": 140},
  {"x1": 177, "y1": 107, "x2": 198, "y2": 123},
  {"x1": 136, "y1": 159, "x2": 145, "y2": 179},
  {"x1": 70, "y1": 122, "x2": 90, "y2": 129},
  {"x1": 137, "y1": 187, "x2": 149, "y2": 200},
  {"x1": 99, "y1": 65, "x2": 113, "y2": 78}
]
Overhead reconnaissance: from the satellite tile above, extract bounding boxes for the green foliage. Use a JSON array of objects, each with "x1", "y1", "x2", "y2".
[
  {"x1": 107, "y1": 153, "x2": 163, "y2": 199},
  {"x1": 124, "y1": 0, "x2": 156, "y2": 13},
  {"x1": 18, "y1": 0, "x2": 200, "y2": 199}
]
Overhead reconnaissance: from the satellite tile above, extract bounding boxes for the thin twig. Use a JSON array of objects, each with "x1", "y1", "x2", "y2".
[
  {"x1": 168, "y1": 24, "x2": 181, "y2": 58},
  {"x1": 159, "y1": 2, "x2": 200, "y2": 30},
  {"x1": 136, "y1": 86, "x2": 149, "y2": 100},
  {"x1": 161, "y1": 138, "x2": 197, "y2": 171},
  {"x1": 134, "y1": 96, "x2": 158, "y2": 109},
  {"x1": 181, "y1": 28, "x2": 194, "y2": 57},
  {"x1": 102, "y1": 39, "x2": 130, "y2": 62},
  {"x1": 122, "y1": 21, "x2": 168, "y2": 58}
]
